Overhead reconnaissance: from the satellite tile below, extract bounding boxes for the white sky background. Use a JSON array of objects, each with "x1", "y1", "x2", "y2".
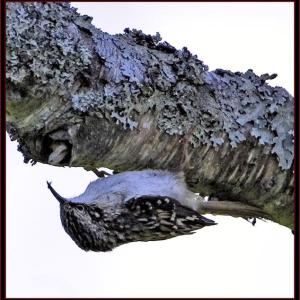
[{"x1": 6, "y1": 2, "x2": 294, "y2": 298}]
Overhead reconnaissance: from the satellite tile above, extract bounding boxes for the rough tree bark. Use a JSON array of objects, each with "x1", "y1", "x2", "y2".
[{"x1": 6, "y1": 3, "x2": 294, "y2": 229}]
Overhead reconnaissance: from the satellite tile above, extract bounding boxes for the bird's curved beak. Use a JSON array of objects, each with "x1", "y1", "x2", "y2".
[{"x1": 47, "y1": 181, "x2": 68, "y2": 204}]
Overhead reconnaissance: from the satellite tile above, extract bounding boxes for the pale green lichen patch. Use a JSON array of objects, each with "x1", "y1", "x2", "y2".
[
  {"x1": 263, "y1": 196, "x2": 294, "y2": 229},
  {"x1": 6, "y1": 97, "x2": 44, "y2": 122}
]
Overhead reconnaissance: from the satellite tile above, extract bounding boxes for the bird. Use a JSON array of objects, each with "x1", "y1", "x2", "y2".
[{"x1": 47, "y1": 169, "x2": 216, "y2": 252}]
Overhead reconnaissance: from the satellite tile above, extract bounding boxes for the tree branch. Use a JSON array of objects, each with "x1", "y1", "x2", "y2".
[{"x1": 6, "y1": 2, "x2": 294, "y2": 229}]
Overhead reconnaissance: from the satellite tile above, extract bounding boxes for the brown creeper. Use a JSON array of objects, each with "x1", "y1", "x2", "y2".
[{"x1": 47, "y1": 170, "x2": 216, "y2": 252}]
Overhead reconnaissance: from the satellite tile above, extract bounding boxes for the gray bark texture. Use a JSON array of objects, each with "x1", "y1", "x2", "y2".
[{"x1": 6, "y1": 2, "x2": 294, "y2": 229}]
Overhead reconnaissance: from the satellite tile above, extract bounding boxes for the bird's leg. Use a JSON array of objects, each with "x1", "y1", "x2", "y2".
[
  {"x1": 97, "y1": 169, "x2": 119, "y2": 176},
  {"x1": 242, "y1": 217, "x2": 257, "y2": 226},
  {"x1": 92, "y1": 169, "x2": 112, "y2": 178},
  {"x1": 84, "y1": 167, "x2": 118, "y2": 178},
  {"x1": 95, "y1": 169, "x2": 120, "y2": 176}
]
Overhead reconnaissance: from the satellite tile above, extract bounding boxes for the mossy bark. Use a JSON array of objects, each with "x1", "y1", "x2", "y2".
[{"x1": 6, "y1": 2, "x2": 294, "y2": 229}]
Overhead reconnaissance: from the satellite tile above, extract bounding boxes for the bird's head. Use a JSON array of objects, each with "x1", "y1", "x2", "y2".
[{"x1": 47, "y1": 181, "x2": 117, "y2": 252}]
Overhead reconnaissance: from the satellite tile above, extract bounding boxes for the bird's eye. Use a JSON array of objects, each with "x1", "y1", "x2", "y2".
[
  {"x1": 64, "y1": 204, "x2": 71, "y2": 211},
  {"x1": 77, "y1": 205, "x2": 84, "y2": 211}
]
